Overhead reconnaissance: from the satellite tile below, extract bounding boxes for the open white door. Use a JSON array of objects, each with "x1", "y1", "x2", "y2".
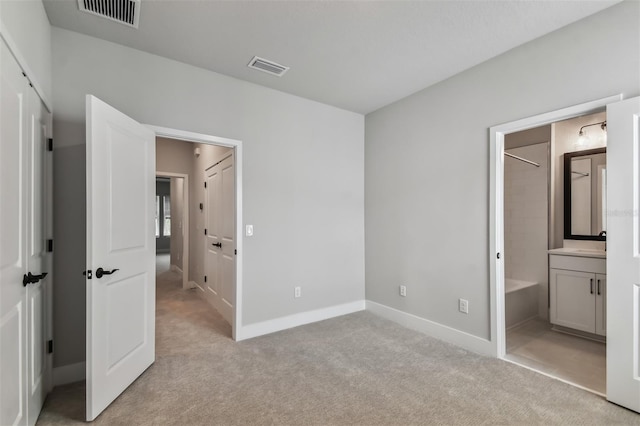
[
  {"x1": 86, "y1": 96, "x2": 156, "y2": 421},
  {"x1": 204, "y1": 153, "x2": 235, "y2": 325},
  {"x1": 607, "y1": 96, "x2": 640, "y2": 413}
]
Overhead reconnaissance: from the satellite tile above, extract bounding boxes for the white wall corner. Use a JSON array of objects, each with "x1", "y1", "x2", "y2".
[
  {"x1": 235, "y1": 300, "x2": 366, "y2": 341},
  {"x1": 53, "y1": 362, "x2": 86, "y2": 386},
  {"x1": 365, "y1": 300, "x2": 496, "y2": 357}
]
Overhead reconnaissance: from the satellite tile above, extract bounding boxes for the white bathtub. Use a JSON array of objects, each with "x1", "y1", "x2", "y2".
[{"x1": 505, "y1": 279, "x2": 539, "y2": 329}]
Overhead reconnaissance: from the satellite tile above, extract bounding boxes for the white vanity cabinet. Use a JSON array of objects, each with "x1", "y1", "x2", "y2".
[{"x1": 549, "y1": 250, "x2": 606, "y2": 337}]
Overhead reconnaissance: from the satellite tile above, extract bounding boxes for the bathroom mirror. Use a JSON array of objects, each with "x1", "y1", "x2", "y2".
[{"x1": 563, "y1": 147, "x2": 606, "y2": 240}]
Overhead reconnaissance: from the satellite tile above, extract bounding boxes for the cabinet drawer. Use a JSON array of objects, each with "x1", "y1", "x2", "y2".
[{"x1": 549, "y1": 254, "x2": 606, "y2": 274}]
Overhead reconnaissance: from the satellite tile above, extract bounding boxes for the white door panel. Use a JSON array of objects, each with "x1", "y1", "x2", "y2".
[
  {"x1": 221, "y1": 160, "x2": 235, "y2": 312},
  {"x1": 205, "y1": 170, "x2": 221, "y2": 298},
  {"x1": 204, "y1": 154, "x2": 235, "y2": 324},
  {"x1": 0, "y1": 40, "x2": 28, "y2": 426},
  {"x1": 86, "y1": 96, "x2": 156, "y2": 421},
  {"x1": 607, "y1": 96, "x2": 640, "y2": 412},
  {"x1": 26, "y1": 86, "x2": 48, "y2": 425}
]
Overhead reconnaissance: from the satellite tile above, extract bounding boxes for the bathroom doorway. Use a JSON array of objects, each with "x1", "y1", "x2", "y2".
[
  {"x1": 487, "y1": 95, "x2": 620, "y2": 397},
  {"x1": 502, "y1": 115, "x2": 607, "y2": 395}
]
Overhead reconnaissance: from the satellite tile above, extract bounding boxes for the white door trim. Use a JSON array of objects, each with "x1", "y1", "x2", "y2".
[
  {"x1": 147, "y1": 125, "x2": 243, "y2": 341},
  {"x1": 488, "y1": 94, "x2": 622, "y2": 358},
  {"x1": 155, "y1": 171, "x2": 190, "y2": 289}
]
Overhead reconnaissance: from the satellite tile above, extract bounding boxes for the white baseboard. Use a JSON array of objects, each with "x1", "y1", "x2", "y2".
[
  {"x1": 170, "y1": 265, "x2": 183, "y2": 274},
  {"x1": 365, "y1": 300, "x2": 495, "y2": 356},
  {"x1": 189, "y1": 280, "x2": 203, "y2": 291},
  {"x1": 53, "y1": 361, "x2": 85, "y2": 386},
  {"x1": 236, "y1": 300, "x2": 365, "y2": 341}
]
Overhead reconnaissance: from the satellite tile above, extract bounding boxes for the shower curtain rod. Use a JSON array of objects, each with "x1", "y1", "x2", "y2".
[{"x1": 504, "y1": 152, "x2": 540, "y2": 168}]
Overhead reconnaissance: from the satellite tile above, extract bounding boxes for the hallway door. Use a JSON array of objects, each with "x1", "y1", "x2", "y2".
[
  {"x1": 204, "y1": 153, "x2": 235, "y2": 325},
  {"x1": 607, "y1": 96, "x2": 640, "y2": 413},
  {"x1": 86, "y1": 95, "x2": 156, "y2": 421}
]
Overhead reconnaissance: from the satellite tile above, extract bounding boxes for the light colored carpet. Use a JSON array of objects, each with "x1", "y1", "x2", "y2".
[{"x1": 37, "y1": 270, "x2": 639, "y2": 425}]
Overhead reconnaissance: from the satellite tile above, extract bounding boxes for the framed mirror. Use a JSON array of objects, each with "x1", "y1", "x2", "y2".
[{"x1": 563, "y1": 147, "x2": 606, "y2": 240}]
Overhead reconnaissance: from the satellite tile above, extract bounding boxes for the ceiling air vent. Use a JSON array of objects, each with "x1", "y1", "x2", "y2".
[
  {"x1": 77, "y1": 0, "x2": 141, "y2": 28},
  {"x1": 247, "y1": 56, "x2": 289, "y2": 77}
]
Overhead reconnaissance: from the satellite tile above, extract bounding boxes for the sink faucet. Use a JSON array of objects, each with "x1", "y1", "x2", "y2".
[{"x1": 599, "y1": 231, "x2": 607, "y2": 251}]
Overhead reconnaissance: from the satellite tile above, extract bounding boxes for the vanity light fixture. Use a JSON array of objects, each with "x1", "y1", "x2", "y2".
[{"x1": 576, "y1": 120, "x2": 607, "y2": 148}]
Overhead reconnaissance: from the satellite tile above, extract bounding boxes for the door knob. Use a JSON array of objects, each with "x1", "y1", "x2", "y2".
[
  {"x1": 212, "y1": 242, "x2": 222, "y2": 248},
  {"x1": 23, "y1": 272, "x2": 48, "y2": 286},
  {"x1": 95, "y1": 268, "x2": 119, "y2": 279}
]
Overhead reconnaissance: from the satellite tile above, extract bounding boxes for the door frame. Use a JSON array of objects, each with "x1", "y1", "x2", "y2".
[
  {"x1": 488, "y1": 94, "x2": 622, "y2": 360},
  {"x1": 155, "y1": 171, "x2": 190, "y2": 289},
  {"x1": 148, "y1": 125, "x2": 243, "y2": 340}
]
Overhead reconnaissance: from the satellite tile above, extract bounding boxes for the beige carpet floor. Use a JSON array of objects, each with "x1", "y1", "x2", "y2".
[{"x1": 37, "y1": 269, "x2": 639, "y2": 425}]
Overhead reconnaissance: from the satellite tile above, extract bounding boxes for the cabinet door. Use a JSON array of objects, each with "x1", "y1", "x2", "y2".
[
  {"x1": 595, "y1": 274, "x2": 606, "y2": 336},
  {"x1": 550, "y1": 269, "x2": 596, "y2": 333}
]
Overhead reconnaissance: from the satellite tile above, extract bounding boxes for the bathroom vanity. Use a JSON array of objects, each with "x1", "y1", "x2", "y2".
[{"x1": 549, "y1": 248, "x2": 606, "y2": 337}]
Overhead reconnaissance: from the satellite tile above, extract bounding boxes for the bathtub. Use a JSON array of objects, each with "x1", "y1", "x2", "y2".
[{"x1": 505, "y1": 279, "x2": 539, "y2": 329}]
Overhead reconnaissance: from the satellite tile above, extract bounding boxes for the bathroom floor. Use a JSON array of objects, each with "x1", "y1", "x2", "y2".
[{"x1": 505, "y1": 318, "x2": 606, "y2": 395}]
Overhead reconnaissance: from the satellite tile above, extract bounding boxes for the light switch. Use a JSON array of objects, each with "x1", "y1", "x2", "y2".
[{"x1": 245, "y1": 225, "x2": 254, "y2": 237}]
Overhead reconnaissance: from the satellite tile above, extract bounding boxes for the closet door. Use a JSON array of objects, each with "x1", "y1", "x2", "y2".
[
  {"x1": 0, "y1": 39, "x2": 29, "y2": 426},
  {"x1": 1, "y1": 39, "x2": 52, "y2": 426},
  {"x1": 25, "y1": 85, "x2": 50, "y2": 425}
]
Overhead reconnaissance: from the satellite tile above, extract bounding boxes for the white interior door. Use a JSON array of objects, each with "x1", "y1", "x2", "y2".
[
  {"x1": 86, "y1": 95, "x2": 156, "y2": 421},
  {"x1": 25, "y1": 80, "x2": 49, "y2": 425},
  {"x1": 0, "y1": 39, "x2": 29, "y2": 426},
  {"x1": 204, "y1": 153, "x2": 235, "y2": 325},
  {"x1": 607, "y1": 96, "x2": 640, "y2": 412}
]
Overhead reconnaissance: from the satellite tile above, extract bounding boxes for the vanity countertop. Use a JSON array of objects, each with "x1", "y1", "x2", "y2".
[{"x1": 548, "y1": 247, "x2": 606, "y2": 259}]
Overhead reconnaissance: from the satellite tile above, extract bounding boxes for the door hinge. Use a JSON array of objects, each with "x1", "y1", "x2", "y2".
[
  {"x1": 47, "y1": 138, "x2": 53, "y2": 151},
  {"x1": 204, "y1": 228, "x2": 207, "y2": 235},
  {"x1": 199, "y1": 203, "x2": 203, "y2": 210},
  {"x1": 204, "y1": 275, "x2": 207, "y2": 283},
  {"x1": 47, "y1": 239, "x2": 53, "y2": 252},
  {"x1": 47, "y1": 340, "x2": 53, "y2": 354},
  {"x1": 235, "y1": 249, "x2": 237, "y2": 255},
  {"x1": 204, "y1": 182, "x2": 207, "y2": 188},
  {"x1": 83, "y1": 270, "x2": 92, "y2": 279}
]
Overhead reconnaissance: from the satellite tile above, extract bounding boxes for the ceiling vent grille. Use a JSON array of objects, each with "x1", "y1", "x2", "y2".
[
  {"x1": 247, "y1": 56, "x2": 289, "y2": 77},
  {"x1": 77, "y1": 0, "x2": 140, "y2": 28}
]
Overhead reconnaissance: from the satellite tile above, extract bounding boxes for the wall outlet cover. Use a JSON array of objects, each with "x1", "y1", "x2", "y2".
[{"x1": 459, "y1": 298, "x2": 469, "y2": 314}]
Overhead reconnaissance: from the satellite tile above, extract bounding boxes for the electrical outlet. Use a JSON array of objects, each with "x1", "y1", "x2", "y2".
[
  {"x1": 459, "y1": 298, "x2": 469, "y2": 314},
  {"x1": 399, "y1": 285, "x2": 407, "y2": 297},
  {"x1": 294, "y1": 286, "x2": 301, "y2": 298}
]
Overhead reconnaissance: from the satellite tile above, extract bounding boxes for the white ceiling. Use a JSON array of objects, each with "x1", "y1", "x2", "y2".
[{"x1": 43, "y1": 0, "x2": 620, "y2": 114}]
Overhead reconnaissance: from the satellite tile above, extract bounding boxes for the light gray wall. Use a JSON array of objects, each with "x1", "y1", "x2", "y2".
[
  {"x1": 52, "y1": 28, "x2": 365, "y2": 367},
  {"x1": 504, "y1": 143, "x2": 549, "y2": 320},
  {"x1": 170, "y1": 177, "x2": 184, "y2": 270},
  {"x1": 551, "y1": 111, "x2": 606, "y2": 249},
  {"x1": 504, "y1": 125, "x2": 550, "y2": 150},
  {"x1": 156, "y1": 138, "x2": 193, "y2": 271},
  {"x1": 364, "y1": 2, "x2": 639, "y2": 340},
  {"x1": 0, "y1": 0, "x2": 52, "y2": 105}
]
